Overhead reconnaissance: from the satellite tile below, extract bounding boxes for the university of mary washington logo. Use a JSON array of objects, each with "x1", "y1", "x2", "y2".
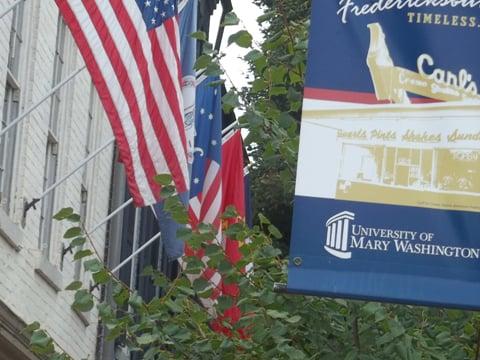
[
  {"x1": 324, "y1": 211, "x2": 355, "y2": 259},
  {"x1": 323, "y1": 211, "x2": 480, "y2": 261}
]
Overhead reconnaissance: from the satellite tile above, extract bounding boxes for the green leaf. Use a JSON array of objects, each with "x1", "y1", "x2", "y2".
[
  {"x1": 244, "y1": 49, "x2": 263, "y2": 62},
  {"x1": 64, "y1": 227, "x2": 82, "y2": 239},
  {"x1": 97, "y1": 303, "x2": 114, "y2": 320},
  {"x1": 268, "y1": 224, "x2": 282, "y2": 239},
  {"x1": 113, "y1": 285, "x2": 129, "y2": 306},
  {"x1": 160, "y1": 185, "x2": 176, "y2": 199},
  {"x1": 141, "y1": 265, "x2": 154, "y2": 276},
  {"x1": 251, "y1": 79, "x2": 268, "y2": 92},
  {"x1": 270, "y1": 86, "x2": 288, "y2": 96},
  {"x1": 84, "y1": 259, "x2": 103, "y2": 273},
  {"x1": 239, "y1": 110, "x2": 264, "y2": 127},
  {"x1": 217, "y1": 296, "x2": 234, "y2": 312},
  {"x1": 72, "y1": 289, "x2": 94, "y2": 312},
  {"x1": 222, "y1": 90, "x2": 240, "y2": 113},
  {"x1": 286, "y1": 315, "x2": 302, "y2": 324},
  {"x1": 225, "y1": 222, "x2": 245, "y2": 238},
  {"x1": 137, "y1": 333, "x2": 157, "y2": 345},
  {"x1": 67, "y1": 214, "x2": 81, "y2": 222},
  {"x1": 65, "y1": 281, "x2": 83, "y2": 291},
  {"x1": 176, "y1": 227, "x2": 192, "y2": 241},
  {"x1": 30, "y1": 330, "x2": 52, "y2": 350},
  {"x1": 70, "y1": 237, "x2": 86, "y2": 248},
  {"x1": 190, "y1": 31, "x2": 207, "y2": 41},
  {"x1": 222, "y1": 12, "x2": 240, "y2": 26},
  {"x1": 228, "y1": 30, "x2": 253, "y2": 48},
  {"x1": 165, "y1": 299, "x2": 183, "y2": 313},
  {"x1": 128, "y1": 291, "x2": 143, "y2": 309},
  {"x1": 204, "y1": 62, "x2": 223, "y2": 77},
  {"x1": 92, "y1": 269, "x2": 110, "y2": 285},
  {"x1": 193, "y1": 278, "x2": 210, "y2": 293},
  {"x1": 258, "y1": 213, "x2": 271, "y2": 225},
  {"x1": 197, "y1": 288, "x2": 213, "y2": 299},
  {"x1": 194, "y1": 54, "x2": 212, "y2": 70},
  {"x1": 23, "y1": 321, "x2": 40, "y2": 335},
  {"x1": 266, "y1": 309, "x2": 289, "y2": 319},
  {"x1": 278, "y1": 112, "x2": 295, "y2": 130},
  {"x1": 154, "y1": 174, "x2": 172, "y2": 186},
  {"x1": 73, "y1": 249, "x2": 93, "y2": 260},
  {"x1": 257, "y1": 11, "x2": 274, "y2": 24},
  {"x1": 222, "y1": 205, "x2": 238, "y2": 219},
  {"x1": 53, "y1": 207, "x2": 74, "y2": 221}
]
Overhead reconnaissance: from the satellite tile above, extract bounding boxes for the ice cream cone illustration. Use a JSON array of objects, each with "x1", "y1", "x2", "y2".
[{"x1": 367, "y1": 23, "x2": 410, "y2": 104}]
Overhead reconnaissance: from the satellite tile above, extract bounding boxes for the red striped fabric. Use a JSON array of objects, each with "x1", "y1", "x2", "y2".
[{"x1": 56, "y1": 0, "x2": 189, "y2": 207}]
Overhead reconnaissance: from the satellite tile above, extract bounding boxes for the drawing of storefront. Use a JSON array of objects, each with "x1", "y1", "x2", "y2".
[{"x1": 336, "y1": 143, "x2": 480, "y2": 212}]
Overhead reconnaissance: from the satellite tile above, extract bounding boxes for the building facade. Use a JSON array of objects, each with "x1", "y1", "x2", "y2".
[
  {"x1": 0, "y1": 1, "x2": 114, "y2": 358},
  {"x1": 0, "y1": 0, "x2": 232, "y2": 358}
]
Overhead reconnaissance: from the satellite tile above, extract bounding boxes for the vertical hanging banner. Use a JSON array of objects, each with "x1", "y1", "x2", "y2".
[{"x1": 288, "y1": 0, "x2": 480, "y2": 309}]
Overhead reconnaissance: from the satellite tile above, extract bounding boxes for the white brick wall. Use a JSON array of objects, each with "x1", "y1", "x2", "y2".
[{"x1": 0, "y1": 1, "x2": 114, "y2": 358}]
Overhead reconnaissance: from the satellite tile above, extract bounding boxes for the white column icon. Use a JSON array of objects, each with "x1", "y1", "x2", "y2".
[{"x1": 324, "y1": 211, "x2": 355, "y2": 259}]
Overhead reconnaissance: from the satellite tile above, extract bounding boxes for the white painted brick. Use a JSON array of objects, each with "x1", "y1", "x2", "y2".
[{"x1": 0, "y1": 1, "x2": 114, "y2": 358}]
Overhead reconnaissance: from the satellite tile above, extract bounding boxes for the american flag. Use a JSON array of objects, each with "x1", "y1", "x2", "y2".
[
  {"x1": 185, "y1": 75, "x2": 224, "y2": 307},
  {"x1": 56, "y1": 0, "x2": 189, "y2": 207}
]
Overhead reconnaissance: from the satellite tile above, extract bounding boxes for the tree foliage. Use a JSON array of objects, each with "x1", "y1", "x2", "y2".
[
  {"x1": 27, "y1": 180, "x2": 480, "y2": 359},
  {"x1": 26, "y1": 3, "x2": 480, "y2": 359}
]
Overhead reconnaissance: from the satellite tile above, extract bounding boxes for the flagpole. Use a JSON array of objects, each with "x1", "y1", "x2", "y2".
[
  {"x1": 0, "y1": 66, "x2": 86, "y2": 139},
  {"x1": 0, "y1": 0, "x2": 23, "y2": 21},
  {"x1": 221, "y1": 121, "x2": 239, "y2": 136},
  {"x1": 129, "y1": 208, "x2": 141, "y2": 289},
  {"x1": 111, "y1": 232, "x2": 162, "y2": 275},
  {"x1": 23, "y1": 136, "x2": 115, "y2": 218},
  {"x1": 88, "y1": 198, "x2": 134, "y2": 235}
]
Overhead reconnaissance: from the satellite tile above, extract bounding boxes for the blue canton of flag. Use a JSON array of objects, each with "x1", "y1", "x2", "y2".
[
  {"x1": 137, "y1": 0, "x2": 178, "y2": 30},
  {"x1": 189, "y1": 76, "x2": 223, "y2": 228}
]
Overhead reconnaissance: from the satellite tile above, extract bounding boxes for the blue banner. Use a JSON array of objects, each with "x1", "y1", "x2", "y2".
[{"x1": 288, "y1": 0, "x2": 480, "y2": 309}]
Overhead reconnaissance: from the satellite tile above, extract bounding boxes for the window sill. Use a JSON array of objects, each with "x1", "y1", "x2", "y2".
[
  {"x1": 0, "y1": 208, "x2": 23, "y2": 252},
  {"x1": 34, "y1": 255, "x2": 63, "y2": 292}
]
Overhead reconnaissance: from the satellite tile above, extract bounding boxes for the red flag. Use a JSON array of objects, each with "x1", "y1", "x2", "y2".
[
  {"x1": 211, "y1": 130, "x2": 247, "y2": 337},
  {"x1": 221, "y1": 130, "x2": 245, "y2": 265}
]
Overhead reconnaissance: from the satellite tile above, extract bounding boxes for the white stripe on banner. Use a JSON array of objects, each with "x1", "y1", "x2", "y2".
[
  {"x1": 202, "y1": 161, "x2": 220, "y2": 196},
  {"x1": 202, "y1": 184, "x2": 222, "y2": 225}
]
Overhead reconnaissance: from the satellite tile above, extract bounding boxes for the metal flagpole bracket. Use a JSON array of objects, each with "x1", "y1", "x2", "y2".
[{"x1": 22, "y1": 197, "x2": 39, "y2": 224}]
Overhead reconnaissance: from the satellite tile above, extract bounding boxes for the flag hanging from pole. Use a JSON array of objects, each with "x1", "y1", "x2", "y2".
[
  {"x1": 183, "y1": 75, "x2": 224, "y2": 308},
  {"x1": 153, "y1": 0, "x2": 198, "y2": 260},
  {"x1": 189, "y1": 75, "x2": 223, "y2": 230},
  {"x1": 179, "y1": 0, "x2": 198, "y2": 165},
  {"x1": 56, "y1": 0, "x2": 189, "y2": 207},
  {"x1": 211, "y1": 129, "x2": 247, "y2": 337}
]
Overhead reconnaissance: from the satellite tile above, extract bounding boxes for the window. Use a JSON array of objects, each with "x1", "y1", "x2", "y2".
[
  {"x1": 74, "y1": 84, "x2": 95, "y2": 280},
  {"x1": 0, "y1": 1, "x2": 24, "y2": 214},
  {"x1": 39, "y1": 16, "x2": 67, "y2": 258}
]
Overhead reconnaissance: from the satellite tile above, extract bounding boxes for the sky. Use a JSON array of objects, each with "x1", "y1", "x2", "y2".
[{"x1": 209, "y1": 0, "x2": 264, "y2": 90}]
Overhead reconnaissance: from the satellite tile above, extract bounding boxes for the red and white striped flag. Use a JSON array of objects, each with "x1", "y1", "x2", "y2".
[{"x1": 56, "y1": 0, "x2": 189, "y2": 207}]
